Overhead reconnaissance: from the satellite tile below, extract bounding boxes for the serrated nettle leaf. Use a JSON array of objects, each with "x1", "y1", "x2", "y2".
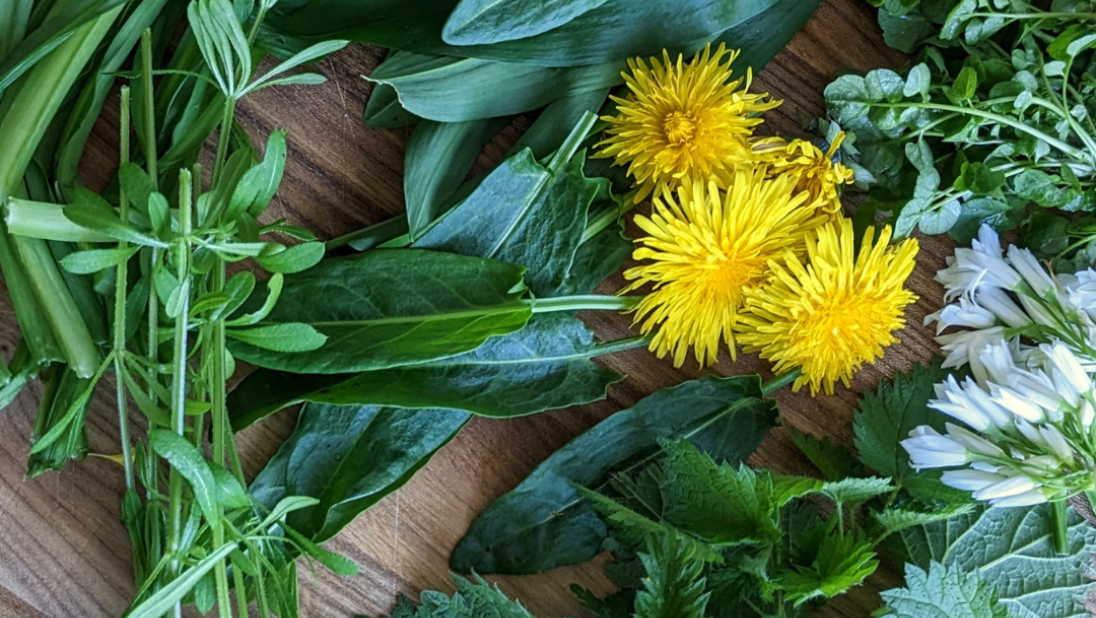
[
  {"x1": 254, "y1": 241, "x2": 324, "y2": 274},
  {"x1": 250, "y1": 403, "x2": 471, "y2": 542},
  {"x1": 450, "y1": 375, "x2": 777, "y2": 575},
  {"x1": 60, "y1": 246, "x2": 138, "y2": 274},
  {"x1": 228, "y1": 313, "x2": 633, "y2": 429},
  {"x1": 873, "y1": 503, "x2": 976, "y2": 538},
  {"x1": 776, "y1": 533, "x2": 879, "y2": 607},
  {"x1": 904, "y1": 63, "x2": 931, "y2": 98},
  {"x1": 226, "y1": 323, "x2": 327, "y2": 353},
  {"x1": 899, "y1": 505, "x2": 1096, "y2": 618},
  {"x1": 229, "y1": 250, "x2": 532, "y2": 374},
  {"x1": 818, "y1": 476, "x2": 893, "y2": 507}
]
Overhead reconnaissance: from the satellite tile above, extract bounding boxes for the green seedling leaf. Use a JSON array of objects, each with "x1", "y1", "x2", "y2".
[
  {"x1": 227, "y1": 129, "x2": 288, "y2": 221},
  {"x1": 64, "y1": 188, "x2": 169, "y2": 248},
  {"x1": 147, "y1": 429, "x2": 219, "y2": 524},
  {"x1": 255, "y1": 241, "x2": 325, "y2": 274},
  {"x1": 60, "y1": 246, "x2": 138, "y2": 274}
]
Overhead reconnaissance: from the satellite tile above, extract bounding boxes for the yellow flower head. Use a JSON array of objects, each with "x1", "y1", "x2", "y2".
[
  {"x1": 736, "y1": 219, "x2": 919, "y2": 396},
  {"x1": 623, "y1": 170, "x2": 825, "y2": 368},
  {"x1": 755, "y1": 132, "x2": 855, "y2": 216},
  {"x1": 595, "y1": 43, "x2": 781, "y2": 203}
]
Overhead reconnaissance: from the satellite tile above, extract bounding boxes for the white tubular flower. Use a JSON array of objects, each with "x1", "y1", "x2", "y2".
[
  {"x1": 976, "y1": 287, "x2": 1031, "y2": 329},
  {"x1": 936, "y1": 247, "x2": 1023, "y2": 299},
  {"x1": 901, "y1": 426, "x2": 970, "y2": 470},
  {"x1": 941, "y1": 469, "x2": 1008, "y2": 491},
  {"x1": 971, "y1": 474, "x2": 1038, "y2": 502},
  {"x1": 1039, "y1": 425, "x2": 1074, "y2": 463},
  {"x1": 930, "y1": 375, "x2": 1013, "y2": 431},
  {"x1": 925, "y1": 299, "x2": 997, "y2": 334},
  {"x1": 988, "y1": 487, "x2": 1049, "y2": 507},
  {"x1": 989, "y1": 383, "x2": 1047, "y2": 423},
  {"x1": 1062, "y1": 269, "x2": 1096, "y2": 313},
  {"x1": 944, "y1": 423, "x2": 1004, "y2": 458},
  {"x1": 1043, "y1": 342, "x2": 1091, "y2": 400},
  {"x1": 936, "y1": 327, "x2": 1006, "y2": 375},
  {"x1": 1008, "y1": 245, "x2": 1056, "y2": 298}
]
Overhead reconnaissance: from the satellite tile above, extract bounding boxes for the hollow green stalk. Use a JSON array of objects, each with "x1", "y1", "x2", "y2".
[{"x1": 116, "y1": 86, "x2": 135, "y2": 492}]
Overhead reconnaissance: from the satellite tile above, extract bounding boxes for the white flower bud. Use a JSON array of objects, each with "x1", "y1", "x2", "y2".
[
  {"x1": 1039, "y1": 425, "x2": 1074, "y2": 463},
  {"x1": 975, "y1": 287, "x2": 1031, "y2": 329},
  {"x1": 925, "y1": 299, "x2": 997, "y2": 333},
  {"x1": 972, "y1": 474, "x2": 1037, "y2": 501},
  {"x1": 1008, "y1": 246, "x2": 1056, "y2": 298},
  {"x1": 945, "y1": 423, "x2": 1004, "y2": 458},
  {"x1": 988, "y1": 487, "x2": 1048, "y2": 507},
  {"x1": 941, "y1": 469, "x2": 1008, "y2": 491},
  {"x1": 901, "y1": 426, "x2": 970, "y2": 470}
]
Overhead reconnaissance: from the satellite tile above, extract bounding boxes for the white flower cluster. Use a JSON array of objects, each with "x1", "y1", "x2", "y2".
[{"x1": 903, "y1": 225, "x2": 1096, "y2": 507}]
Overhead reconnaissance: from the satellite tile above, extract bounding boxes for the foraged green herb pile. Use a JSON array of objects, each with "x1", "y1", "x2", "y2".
[{"x1": 826, "y1": 0, "x2": 1096, "y2": 268}]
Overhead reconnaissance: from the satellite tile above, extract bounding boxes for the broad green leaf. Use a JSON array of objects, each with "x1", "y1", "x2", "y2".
[
  {"x1": 449, "y1": 375, "x2": 777, "y2": 575},
  {"x1": 228, "y1": 249, "x2": 532, "y2": 374},
  {"x1": 404, "y1": 118, "x2": 505, "y2": 238},
  {"x1": 507, "y1": 88, "x2": 611, "y2": 161},
  {"x1": 362, "y1": 81, "x2": 419, "y2": 128},
  {"x1": 226, "y1": 323, "x2": 327, "y2": 353},
  {"x1": 853, "y1": 360, "x2": 970, "y2": 504},
  {"x1": 879, "y1": 562, "x2": 1008, "y2": 618},
  {"x1": 250, "y1": 403, "x2": 471, "y2": 542},
  {"x1": 147, "y1": 429, "x2": 220, "y2": 524},
  {"x1": 898, "y1": 505, "x2": 1096, "y2": 618},
  {"x1": 442, "y1": 0, "x2": 612, "y2": 46},
  {"x1": 414, "y1": 145, "x2": 602, "y2": 297},
  {"x1": 367, "y1": 51, "x2": 621, "y2": 122},
  {"x1": 227, "y1": 313, "x2": 635, "y2": 428},
  {"x1": 267, "y1": 0, "x2": 819, "y2": 68}
]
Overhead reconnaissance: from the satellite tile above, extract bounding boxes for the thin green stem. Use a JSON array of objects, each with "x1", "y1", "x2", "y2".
[
  {"x1": 1051, "y1": 499, "x2": 1069, "y2": 555},
  {"x1": 115, "y1": 87, "x2": 135, "y2": 492},
  {"x1": 530, "y1": 294, "x2": 643, "y2": 314},
  {"x1": 762, "y1": 369, "x2": 802, "y2": 397},
  {"x1": 167, "y1": 170, "x2": 193, "y2": 618},
  {"x1": 969, "y1": 11, "x2": 1096, "y2": 20},
  {"x1": 211, "y1": 98, "x2": 237, "y2": 190},
  {"x1": 141, "y1": 30, "x2": 158, "y2": 186},
  {"x1": 876, "y1": 100, "x2": 1090, "y2": 162},
  {"x1": 583, "y1": 199, "x2": 639, "y2": 242}
]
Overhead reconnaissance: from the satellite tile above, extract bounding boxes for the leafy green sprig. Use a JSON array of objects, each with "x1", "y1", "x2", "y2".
[{"x1": 827, "y1": 0, "x2": 1096, "y2": 263}]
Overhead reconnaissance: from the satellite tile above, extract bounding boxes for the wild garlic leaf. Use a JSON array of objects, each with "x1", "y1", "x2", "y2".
[
  {"x1": 228, "y1": 313, "x2": 634, "y2": 428},
  {"x1": 898, "y1": 505, "x2": 1096, "y2": 618},
  {"x1": 878, "y1": 562, "x2": 1009, "y2": 618}
]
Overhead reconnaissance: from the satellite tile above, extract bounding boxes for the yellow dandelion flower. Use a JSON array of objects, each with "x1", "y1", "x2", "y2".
[
  {"x1": 623, "y1": 169, "x2": 826, "y2": 368},
  {"x1": 736, "y1": 219, "x2": 919, "y2": 396},
  {"x1": 595, "y1": 43, "x2": 781, "y2": 203},
  {"x1": 755, "y1": 132, "x2": 856, "y2": 216}
]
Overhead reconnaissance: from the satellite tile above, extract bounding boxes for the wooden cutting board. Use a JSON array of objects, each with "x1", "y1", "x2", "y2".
[{"x1": 0, "y1": 2, "x2": 930, "y2": 616}]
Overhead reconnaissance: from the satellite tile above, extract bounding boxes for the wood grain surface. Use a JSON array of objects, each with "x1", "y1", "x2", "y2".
[{"x1": 0, "y1": 1, "x2": 938, "y2": 616}]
